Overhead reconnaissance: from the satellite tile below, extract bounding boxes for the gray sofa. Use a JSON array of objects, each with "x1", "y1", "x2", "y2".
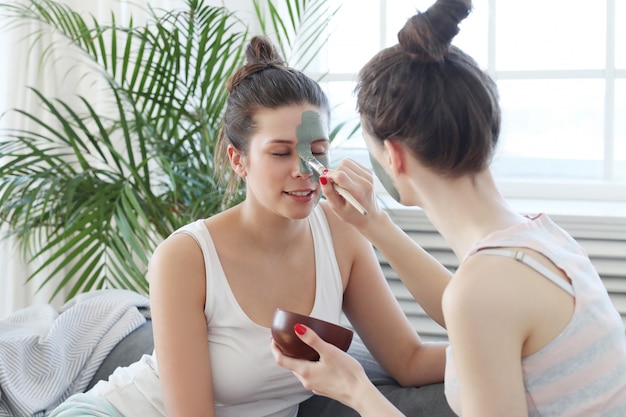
[{"x1": 87, "y1": 320, "x2": 456, "y2": 417}]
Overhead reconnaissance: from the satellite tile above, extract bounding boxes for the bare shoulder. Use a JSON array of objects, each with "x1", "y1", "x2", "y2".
[
  {"x1": 149, "y1": 225, "x2": 206, "y2": 305},
  {"x1": 445, "y1": 253, "x2": 535, "y2": 301},
  {"x1": 150, "y1": 207, "x2": 235, "y2": 278},
  {"x1": 318, "y1": 200, "x2": 363, "y2": 242},
  {"x1": 442, "y1": 254, "x2": 535, "y2": 340},
  {"x1": 150, "y1": 229, "x2": 203, "y2": 274}
]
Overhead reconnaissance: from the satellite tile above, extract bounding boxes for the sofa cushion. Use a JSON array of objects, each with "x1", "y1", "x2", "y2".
[
  {"x1": 85, "y1": 320, "x2": 155, "y2": 391},
  {"x1": 297, "y1": 382, "x2": 455, "y2": 417}
]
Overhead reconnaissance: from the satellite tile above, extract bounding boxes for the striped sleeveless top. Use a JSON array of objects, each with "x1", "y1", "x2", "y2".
[{"x1": 444, "y1": 214, "x2": 626, "y2": 416}]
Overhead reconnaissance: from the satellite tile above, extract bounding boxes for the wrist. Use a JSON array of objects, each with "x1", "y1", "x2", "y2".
[
  {"x1": 350, "y1": 379, "x2": 406, "y2": 417},
  {"x1": 347, "y1": 375, "x2": 381, "y2": 412},
  {"x1": 359, "y1": 209, "x2": 393, "y2": 241}
]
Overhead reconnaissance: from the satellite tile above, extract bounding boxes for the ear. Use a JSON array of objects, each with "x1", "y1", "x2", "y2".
[
  {"x1": 383, "y1": 139, "x2": 406, "y2": 175},
  {"x1": 227, "y1": 144, "x2": 247, "y2": 178}
]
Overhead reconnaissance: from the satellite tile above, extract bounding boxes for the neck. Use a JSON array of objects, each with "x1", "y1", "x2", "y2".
[
  {"x1": 408, "y1": 169, "x2": 527, "y2": 261},
  {"x1": 236, "y1": 199, "x2": 311, "y2": 252}
]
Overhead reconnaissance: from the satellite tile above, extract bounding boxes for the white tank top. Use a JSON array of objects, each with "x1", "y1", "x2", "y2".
[{"x1": 176, "y1": 204, "x2": 344, "y2": 417}]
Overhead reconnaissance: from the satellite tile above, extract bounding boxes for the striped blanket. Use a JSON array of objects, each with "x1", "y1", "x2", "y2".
[{"x1": 0, "y1": 289, "x2": 150, "y2": 417}]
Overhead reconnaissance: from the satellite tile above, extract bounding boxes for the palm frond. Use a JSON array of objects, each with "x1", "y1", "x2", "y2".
[
  {"x1": 0, "y1": 0, "x2": 337, "y2": 302},
  {"x1": 254, "y1": 0, "x2": 339, "y2": 72}
]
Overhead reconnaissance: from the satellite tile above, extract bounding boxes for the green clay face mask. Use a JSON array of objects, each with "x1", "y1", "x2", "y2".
[
  {"x1": 362, "y1": 128, "x2": 401, "y2": 202},
  {"x1": 295, "y1": 110, "x2": 330, "y2": 182},
  {"x1": 368, "y1": 149, "x2": 401, "y2": 203}
]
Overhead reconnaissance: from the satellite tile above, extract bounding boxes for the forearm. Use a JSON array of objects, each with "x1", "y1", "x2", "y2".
[
  {"x1": 358, "y1": 210, "x2": 451, "y2": 327},
  {"x1": 349, "y1": 378, "x2": 408, "y2": 417}
]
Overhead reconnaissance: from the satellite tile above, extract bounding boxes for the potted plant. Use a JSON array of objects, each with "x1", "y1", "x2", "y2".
[{"x1": 0, "y1": 0, "x2": 339, "y2": 301}]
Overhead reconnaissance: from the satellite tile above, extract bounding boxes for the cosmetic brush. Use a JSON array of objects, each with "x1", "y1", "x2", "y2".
[{"x1": 299, "y1": 153, "x2": 368, "y2": 215}]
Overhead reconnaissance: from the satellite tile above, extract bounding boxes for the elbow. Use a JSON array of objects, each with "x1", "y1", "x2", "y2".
[{"x1": 392, "y1": 342, "x2": 448, "y2": 387}]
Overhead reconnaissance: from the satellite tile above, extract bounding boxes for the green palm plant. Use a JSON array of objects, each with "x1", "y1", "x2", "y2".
[{"x1": 0, "y1": 0, "x2": 338, "y2": 301}]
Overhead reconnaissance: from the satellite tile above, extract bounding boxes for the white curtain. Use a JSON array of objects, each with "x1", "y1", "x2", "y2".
[
  {"x1": 0, "y1": 0, "x2": 197, "y2": 318},
  {"x1": 0, "y1": 6, "x2": 68, "y2": 317}
]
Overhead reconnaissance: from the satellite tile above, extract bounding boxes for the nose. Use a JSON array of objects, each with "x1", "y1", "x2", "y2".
[{"x1": 296, "y1": 155, "x2": 314, "y2": 177}]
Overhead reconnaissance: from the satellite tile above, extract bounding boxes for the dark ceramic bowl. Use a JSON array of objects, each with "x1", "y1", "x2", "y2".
[{"x1": 271, "y1": 308, "x2": 354, "y2": 361}]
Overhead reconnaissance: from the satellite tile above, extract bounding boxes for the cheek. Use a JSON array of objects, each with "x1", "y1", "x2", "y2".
[{"x1": 247, "y1": 157, "x2": 289, "y2": 184}]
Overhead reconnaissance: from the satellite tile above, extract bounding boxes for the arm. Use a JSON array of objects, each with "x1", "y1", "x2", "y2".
[
  {"x1": 271, "y1": 326, "x2": 407, "y2": 417},
  {"x1": 149, "y1": 233, "x2": 216, "y2": 417},
  {"x1": 272, "y1": 205, "x2": 445, "y2": 415},
  {"x1": 331, "y1": 207, "x2": 446, "y2": 387},
  {"x1": 442, "y1": 258, "x2": 530, "y2": 417},
  {"x1": 321, "y1": 158, "x2": 451, "y2": 327},
  {"x1": 357, "y1": 209, "x2": 451, "y2": 327}
]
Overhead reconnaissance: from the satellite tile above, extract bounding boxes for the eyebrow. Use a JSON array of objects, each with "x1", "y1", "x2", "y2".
[
  {"x1": 266, "y1": 138, "x2": 328, "y2": 145},
  {"x1": 268, "y1": 139, "x2": 294, "y2": 144}
]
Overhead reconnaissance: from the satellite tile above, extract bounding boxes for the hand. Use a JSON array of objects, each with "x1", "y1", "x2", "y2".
[
  {"x1": 271, "y1": 324, "x2": 370, "y2": 408},
  {"x1": 272, "y1": 324, "x2": 410, "y2": 417},
  {"x1": 320, "y1": 158, "x2": 383, "y2": 230}
]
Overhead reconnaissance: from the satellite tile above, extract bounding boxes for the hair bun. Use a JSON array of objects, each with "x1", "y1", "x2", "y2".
[
  {"x1": 398, "y1": 0, "x2": 471, "y2": 62},
  {"x1": 246, "y1": 35, "x2": 286, "y2": 67},
  {"x1": 227, "y1": 36, "x2": 287, "y2": 92}
]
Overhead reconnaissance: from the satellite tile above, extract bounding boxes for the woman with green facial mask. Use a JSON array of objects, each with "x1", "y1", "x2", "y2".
[{"x1": 272, "y1": 1, "x2": 626, "y2": 417}]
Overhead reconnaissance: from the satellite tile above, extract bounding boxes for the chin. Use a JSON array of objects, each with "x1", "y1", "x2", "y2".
[
  {"x1": 285, "y1": 203, "x2": 317, "y2": 220},
  {"x1": 288, "y1": 211, "x2": 314, "y2": 221}
]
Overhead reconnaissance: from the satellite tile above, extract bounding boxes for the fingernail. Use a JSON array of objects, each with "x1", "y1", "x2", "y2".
[
  {"x1": 320, "y1": 176, "x2": 328, "y2": 185},
  {"x1": 323, "y1": 169, "x2": 329, "y2": 175},
  {"x1": 294, "y1": 323, "x2": 306, "y2": 335}
]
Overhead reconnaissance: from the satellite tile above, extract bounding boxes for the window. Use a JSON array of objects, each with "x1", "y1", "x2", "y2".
[{"x1": 312, "y1": 0, "x2": 626, "y2": 202}]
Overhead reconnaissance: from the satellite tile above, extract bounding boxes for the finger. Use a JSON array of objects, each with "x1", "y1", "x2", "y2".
[
  {"x1": 338, "y1": 158, "x2": 374, "y2": 182},
  {"x1": 319, "y1": 174, "x2": 349, "y2": 209},
  {"x1": 321, "y1": 169, "x2": 375, "y2": 216},
  {"x1": 293, "y1": 324, "x2": 331, "y2": 357},
  {"x1": 330, "y1": 160, "x2": 374, "y2": 196},
  {"x1": 319, "y1": 171, "x2": 349, "y2": 211},
  {"x1": 327, "y1": 160, "x2": 371, "y2": 187},
  {"x1": 271, "y1": 339, "x2": 306, "y2": 371}
]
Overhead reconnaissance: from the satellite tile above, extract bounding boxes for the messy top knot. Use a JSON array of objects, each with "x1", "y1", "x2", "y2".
[
  {"x1": 245, "y1": 35, "x2": 285, "y2": 66},
  {"x1": 215, "y1": 35, "x2": 330, "y2": 202},
  {"x1": 356, "y1": 0, "x2": 501, "y2": 178},
  {"x1": 398, "y1": 0, "x2": 472, "y2": 63},
  {"x1": 227, "y1": 36, "x2": 287, "y2": 92}
]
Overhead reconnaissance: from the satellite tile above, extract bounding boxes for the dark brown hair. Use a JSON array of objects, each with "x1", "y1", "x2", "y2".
[
  {"x1": 215, "y1": 36, "x2": 330, "y2": 201},
  {"x1": 356, "y1": 0, "x2": 500, "y2": 177}
]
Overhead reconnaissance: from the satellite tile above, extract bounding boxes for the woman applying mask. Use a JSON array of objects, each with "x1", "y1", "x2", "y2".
[
  {"x1": 272, "y1": 1, "x2": 626, "y2": 416},
  {"x1": 50, "y1": 35, "x2": 450, "y2": 417}
]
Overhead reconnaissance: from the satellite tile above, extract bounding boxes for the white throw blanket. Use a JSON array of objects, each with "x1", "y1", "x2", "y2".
[{"x1": 0, "y1": 289, "x2": 150, "y2": 417}]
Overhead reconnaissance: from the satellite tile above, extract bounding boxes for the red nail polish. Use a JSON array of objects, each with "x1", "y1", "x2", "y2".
[
  {"x1": 323, "y1": 169, "x2": 329, "y2": 175},
  {"x1": 320, "y1": 176, "x2": 328, "y2": 185},
  {"x1": 294, "y1": 323, "x2": 306, "y2": 335}
]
